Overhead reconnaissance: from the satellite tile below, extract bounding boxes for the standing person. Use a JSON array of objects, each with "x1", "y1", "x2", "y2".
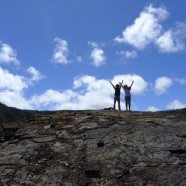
[
  {"x1": 120, "y1": 81, "x2": 134, "y2": 111},
  {"x1": 109, "y1": 81, "x2": 123, "y2": 110}
]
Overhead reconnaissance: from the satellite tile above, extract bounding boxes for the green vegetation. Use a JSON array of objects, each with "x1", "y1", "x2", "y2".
[
  {"x1": 162, "y1": 108, "x2": 186, "y2": 114},
  {"x1": 0, "y1": 102, "x2": 37, "y2": 124},
  {"x1": 0, "y1": 102, "x2": 63, "y2": 124}
]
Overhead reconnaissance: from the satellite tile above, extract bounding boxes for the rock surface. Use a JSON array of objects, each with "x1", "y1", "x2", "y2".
[{"x1": 0, "y1": 110, "x2": 186, "y2": 186}]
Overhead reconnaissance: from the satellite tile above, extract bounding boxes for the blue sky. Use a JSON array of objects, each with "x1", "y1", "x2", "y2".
[{"x1": 0, "y1": 0, "x2": 186, "y2": 111}]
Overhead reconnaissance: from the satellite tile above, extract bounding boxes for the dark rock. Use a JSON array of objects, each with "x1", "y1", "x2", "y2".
[
  {"x1": 177, "y1": 134, "x2": 186, "y2": 138},
  {"x1": 97, "y1": 141, "x2": 104, "y2": 148},
  {"x1": 3, "y1": 128, "x2": 19, "y2": 140},
  {"x1": 169, "y1": 149, "x2": 186, "y2": 154},
  {"x1": 103, "y1": 107, "x2": 113, "y2": 110},
  {"x1": 84, "y1": 166, "x2": 101, "y2": 178}
]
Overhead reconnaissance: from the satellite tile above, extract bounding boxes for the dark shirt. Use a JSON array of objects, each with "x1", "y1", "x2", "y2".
[{"x1": 115, "y1": 86, "x2": 120, "y2": 96}]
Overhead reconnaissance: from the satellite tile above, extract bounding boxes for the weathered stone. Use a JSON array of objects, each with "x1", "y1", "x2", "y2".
[{"x1": 0, "y1": 110, "x2": 186, "y2": 185}]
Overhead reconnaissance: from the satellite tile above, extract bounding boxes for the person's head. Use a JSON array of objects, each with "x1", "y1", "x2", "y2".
[
  {"x1": 124, "y1": 85, "x2": 128, "y2": 88},
  {"x1": 116, "y1": 84, "x2": 120, "y2": 88}
]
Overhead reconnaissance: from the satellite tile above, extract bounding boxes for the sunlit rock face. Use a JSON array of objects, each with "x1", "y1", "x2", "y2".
[{"x1": 0, "y1": 110, "x2": 186, "y2": 185}]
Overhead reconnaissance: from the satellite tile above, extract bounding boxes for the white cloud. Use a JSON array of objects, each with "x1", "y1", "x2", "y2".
[
  {"x1": 0, "y1": 67, "x2": 33, "y2": 109},
  {"x1": 114, "y1": 4, "x2": 168, "y2": 50},
  {"x1": 0, "y1": 42, "x2": 19, "y2": 65},
  {"x1": 28, "y1": 74, "x2": 148, "y2": 110},
  {"x1": 115, "y1": 4, "x2": 186, "y2": 53},
  {"x1": 154, "y1": 76, "x2": 173, "y2": 95},
  {"x1": 147, "y1": 106, "x2": 159, "y2": 112},
  {"x1": 52, "y1": 38, "x2": 70, "y2": 64},
  {"x1": 0, "y1": 65, "x2": 46, "y2": 109},
  {"x1": 155, "y1": 30, "x2": 184, "y2": 53},
  {"x1": 89, "y1": 42, "x2": 105, "y2": 67},
  {"x1": 147, "y1": 5, "x2": 169, "y2": 21},
  {"x1": 0, "y1": 72, "x2": 148, "y2": 110},
  {"x1": 0, "y1": 71, "x2": 147, "y2": 110},
  {"x1": 117, "y1": 50, "x2": 137, "y2": 59},
  {"x1": 73, "y1": 75, "x2": 96, "y2": 90},
  {"x1": 0, "y1": 42, "x2": 46, "y2": 109},
  {"x1": 91, "y1": 48, "x2": 105, "y2": 67},
  {"x1": 0, "y1": 90, "x2": 32, "y2": 109},
  {"x1": 30, "y1": 89, "x2": 77, "y2": 109},
  {"x1": 0, "y1": 67, "x2": 28, "y2": 92},
  {"x1": 30, "y1": 79, "x2": 111, "y2": 110},
  {"x1": 156, "y1": 22, "x2": 186, "y2": 53},
  {"x1": 167, "y1": 100, "x2": 185, "y2": 110},
  {"x1": 112, "y1": 74, "x2": 148, "y2": 95},
  {"x1": 27, "y1": 66, "x2": 46, "y2": 83},
  {"x1": 74, "y1": 74, "x2": 148, "y2": 95}
]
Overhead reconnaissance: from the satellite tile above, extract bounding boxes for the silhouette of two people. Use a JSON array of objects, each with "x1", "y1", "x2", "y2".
[{"x1": 110, "y1": 80, "x2": 134, "y2": 111}]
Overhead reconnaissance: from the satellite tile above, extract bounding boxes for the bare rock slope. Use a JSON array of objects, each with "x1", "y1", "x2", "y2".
[{"x1": 0, "y1": 110, "x2": 186, "y2": 186}]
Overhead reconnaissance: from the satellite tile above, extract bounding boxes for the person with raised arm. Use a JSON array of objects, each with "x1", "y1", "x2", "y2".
[
  {"x1": 109, "y1": 80, "x2": 123, "y2": 110},
  {"x1": 120, "y1": 80, "x2": 134, "y2": 111}
]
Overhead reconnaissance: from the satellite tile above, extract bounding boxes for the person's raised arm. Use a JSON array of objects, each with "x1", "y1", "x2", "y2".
[
  {"x1": 130, "y1": 81, "x2": 134, "y2": 88},
  {"x1": 119, "y1": 80, "x2": 124, "y2": 88},
  {"x1": 109, "y1": 81, "x2": 115, "y2": 89}
]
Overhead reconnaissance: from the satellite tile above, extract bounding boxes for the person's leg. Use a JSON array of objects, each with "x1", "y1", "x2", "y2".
[
  {"x1": 126, "y1": 96, "x2": 131, "y2": 111},
  {"x1": 125, "y1": 96, "x2": 128, "y2": 111},
  {"x1": 129, "y1": 96, "x2": 131, "y2": 111},
  {"x1": 118, "y1": 97, "x2": 121, "y2": 110}
]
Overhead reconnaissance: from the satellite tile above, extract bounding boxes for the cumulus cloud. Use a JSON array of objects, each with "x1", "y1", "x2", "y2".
[
  {"x1": 0, "y1": 90, "x2": 32, "y2": 109},
  {"x1": 0, "y1": 41, "x2": 45, "y2": 109},
  {"x1": 114, "y1": 4, "x2": 168, "y2": 50},
  {"x1": 27, "y1": 66, "x2": 46, "y2": 83},
  {"x1": 112, "y1": 74, "x2": 148, "y2": 95},
  {"x1": 0, "y1": 67, "x2": 33, "y2": 109},
  {"x1": 89, "y1": 42, "x2": 105, "y2": 67},
  {"x1": 0, "y1": 65, "x2": 45, "y2": 109},
  {"x1": 117, "y1": 50, "x2": 137, "y2": 59},
  {"x1": 74, "y1": 74, "x2": 148, "y2": 95},
  {"x1": 0, "y1": 67, "x2": 28, "y2": 92},
  {"x1": 147, "y1": 106, "x2": 159, "y2": 112},
  {"x1": 30, "y1": 89, "x2": 77, "y2": 109},
  {"x1": 0, "y1": 72, "x2": 148, "y2": 110},
  {"x1": 155, "y1": 22, "x2": 186, "y2": 53},
  {"x1": 30, "y1": 76, "x2": 113, "y2": 110},
  {"x1": 27, "y1": 74, "x2": 148, "y2": 110},
  {"x1": 154, "y1": 76, "x2": 173, "y2": 95},
  {"x1": 167, "y1": 100, "x2": 186, "y2": 110},
  {"x1": 91, "y1": 48, "x2": 105, "y2": 67},
  {"x1": 114, "y1": 4, "x2": 186, "y2": 53},
  {"x1": 155, "y1": 30, "x2": 184, "y2": 53},
  {"x1": 0, "y1": 42, "x2": 19, "y2": 65},
  {"x1": 52, "y1": 38, "x2": 70, "y2": 64}
]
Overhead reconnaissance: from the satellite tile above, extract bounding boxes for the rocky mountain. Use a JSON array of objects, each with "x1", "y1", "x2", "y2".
[{"x1": 0, "y1": 106, "x2": 186, "y2": 185}]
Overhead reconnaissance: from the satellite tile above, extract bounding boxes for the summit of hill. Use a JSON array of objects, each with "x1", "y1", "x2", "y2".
[{"x1": 0, "y1": 103, "x2": 186, "y2": 185}]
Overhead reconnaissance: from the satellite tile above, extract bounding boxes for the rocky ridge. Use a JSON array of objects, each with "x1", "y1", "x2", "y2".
[{"x1": 0, "y1": 110, "x2": 186, "y2": 186}]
